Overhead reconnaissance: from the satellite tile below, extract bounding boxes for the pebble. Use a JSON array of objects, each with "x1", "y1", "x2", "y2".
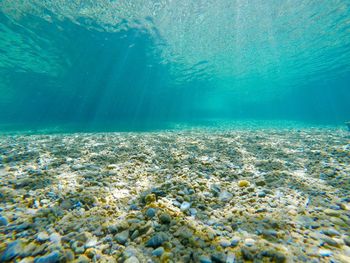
[
  {"x1": 146, "y1": 208, "x2": 156, "y2": 218},
  {"x1": 226, "y1": 253, "x2": 236, "y2": 263},
  {"x1": 145, "y1": 232, "x2": 169, "y2": 248},
  {"x1": 219, "y1": 238, "x2": 231, "y2": 248},
  {"x1": 0, "y1": 216, "x2": 8, "y2": 226},
  {"x1": 244, "y1": 238, "x2": 256, "y2": 247},
  {"x1": 199, "y1": 255, "x2": 212, "y2": 263},
  {"x1": 152, "y1": 247, "x2": 165, "y2": 257},
  {"x1": 159, "y1": 212, "x2": 171, "y2": 224},
  {"x1": 319, "y1": 249, "x2": 332, "y2": 257},
  {"x1": 76, "y1": 255, "x2": 90, "y2": 263},
  {"x1": 219, "y1": 191, "x2": 233, "y2": 202},
  {"x1": 115, "y1": 230, "x2": 129, "y2": 245},
  {"x1": 231, "y1": 237, "x2": 240, "y2": 247},
  {"x1": 322, "y1": 228, "x2": 340, "y2": 237},
  {"x1": 257, "y1": 191, "x2": 266, "y2": 197},
  {"x1": 344, "y1": 237, "x2": 350, "y2": 247},
  {"x1": 0, "y1": 240, "x2": 23, "y2": 261},
  {"x1": 180, "y1": 202, "x2": 191, "y2": 211},
  {"x1": 124, "y1": 256, "x2": 140, "y2": 263},
  {"x1": 34, "y1": 251, "x2": 60, "y2": 263},
  {"x1": 49, "y1": 233, "x2": 61, "y2": 244},
  {"x1": 37, "y1": 231, "x2": 50, "y2": 242},
  {"x1": 238, "y1": 180, "x2": 250, "y2": 187}
]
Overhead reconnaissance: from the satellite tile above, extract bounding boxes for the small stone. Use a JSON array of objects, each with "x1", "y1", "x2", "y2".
[
  {"x1": 85, "y1": 237, "x2": 97, "y2": 248},
  {"x1": 0, "y1": 240, "x2": 23, "y2": 261},
  {"x1": 34, "y1": 251, "x2": 60, "y2": 263},
  {"x1": 344, "y1": 237, "x2": 350, "y2": 247},
  {"x1": 0, "y1": 216, "x2": 8, "y2": 226},
  {"x1": 324, "y1": 208, "x2": 340, "y2": 217},
  {"x1": 145, "y1": 194, "x2": 156, "y2": 204},
  {"x1": 159, "y1": 212, "x2": 171, "y2": 224},
  {"x1": 76, "y1": 255, "x2": 89, "y2": 263},
  {"x1": 49, "y1": 233, "x2": 61, "y2": 244},
  {"x1": 146, "y1": 208, "x2": 156, "y2": 218},
  {"x1": 152, "y1": 247, "x2": 164, "y2": 257},
  {"x1": 226, "y1": 253, "x2": 235, "y2": 263},
  {"x1": 322, "y1": 237, "x2": 340, "y2": 247},
  {"x1": 322, "y1": 228, "x2": 340, "y2": 237},
  {"x1": 219, "y1": 191, "x2": 233, "y2": 202},
  {"x1": 180, "y1": 202, "x2": 191, "y2": 211},
  {"x1": 124, "y1": 256, "x2": 140, "y2": 263},
  {"x1": 115, "y1": 230, "x2": 129, "y2": 245},
  {"x1": 145, "y1": 232, "x2": 169, "y2": 248},
  {"x1": 199, "y1": 255, "x2": 212, "y2": 263},
  {"x1": 244, "y1": 238, "x2": 255, "y2": 247},
  {"x1": 231, "y1": 237, "x2": 240, "y2": 247},
  {"x1": 319, "y1": 249, "x2": 332, "y2": 257},
  {"x1": 238, "y1": 180, "x2": 250, "y2": 187},
  {"x1": 256, "y1": 180, "x2": 266, "y2": 186},
  {"x1": 257, "y1": 191, "x2": 266, "y2": 197},
  {"x1": 63, "y1": 249, "x2": 75, "y2": 261},
  {"x1": 37, "y1": 231, "x2": 49, "y2": 242},
  {"x1": 219, "y1": 238, "x2": 231, "y2": 248}
]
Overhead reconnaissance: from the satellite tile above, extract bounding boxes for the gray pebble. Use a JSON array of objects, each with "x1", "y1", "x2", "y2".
[
  {"x1": 146, "y1": 208, "x2": 156, "y2": 218},
  {"x1": 152, "y1": 247, "x2": 164, "y2": 257},
  {"x1": 115, "y1": 230, "x2": 129, "y2": 245},
  {"x1": 0, "y1": 216, "x2": 8, "y2": 226},
  {"x1": 180, "y1": 202, "x2": 191, "y2": 211},
  {"x1": 34, "y1": 251, "x2": 60, "y2": 263},
  {"x1": 0, "y1": 240, "x2": 23, "y2": 261},
  {"x1": 145, "y1": 232, "x2": 169, "y2": 248},
  {"x1": 199, "y1": 255, "x2": 212, "y2": 263}
]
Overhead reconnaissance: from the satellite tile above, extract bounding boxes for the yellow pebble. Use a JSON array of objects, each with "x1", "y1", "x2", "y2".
[{"x1": 238, "y1": 180, "x2": 250, "y2": 187}]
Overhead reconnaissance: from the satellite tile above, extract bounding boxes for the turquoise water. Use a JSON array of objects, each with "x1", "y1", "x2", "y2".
[{"x1": 1, "y1": 0, "x2": 350, "y2": 131}]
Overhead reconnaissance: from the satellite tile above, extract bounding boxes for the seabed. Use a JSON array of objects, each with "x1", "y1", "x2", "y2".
[{"x1": 0, "y1": 128, "x2": 350, "y2": 262}]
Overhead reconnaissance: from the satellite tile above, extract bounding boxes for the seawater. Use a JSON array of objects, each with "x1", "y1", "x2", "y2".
[{"x1": 0, "y1": 0, "x2": 350, "y2": 131}]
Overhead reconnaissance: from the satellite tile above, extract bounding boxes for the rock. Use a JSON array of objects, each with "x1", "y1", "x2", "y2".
[
  {"x1": 189, "y1": 208, "x2": 197, "y2": 216},
  {"x1": 231, "y1": 237, "x2": 240, "y2": 247},
  {"x1": 319, "y1": 249, "x2": 332, "y2": 257},
  {"x1": 199, "y1": 255, "x2": 212, "y2": 263},
  {"x1": 180, "y1": 202, "x2": 191, "y2": 211},
  {"x1": 145, "y1": 194, "x2": 156, "y2": 204},
  {"x1": 152, "y1": 247, "x2": 164, "y2": 257},
  {"x1": 0, "y1": 216, "x2": 8, "y2": 226},
  {"x1": 146, "y1": 208, "x2": 156, "y2": 218},
  {"x1": 238, "y1": 180, "x2": 250, "y2": 187},
  {"x1": 49, "y1": 233, "x2": 61, "y2": 244},
  {"x1": 244, "y1": 238, "x2": 255, "y2": 247},
  {"x1": 257, "y1": 191, "x2": 266, "y2": 197},
  {"x1": 211, "y1": 252, "x2": 226, "y2": 263},
  {"x1": 261, "y1": 250, "x2": 286, "y2": 263},
  {"x1": 76, "y1": 255, "x2": 90, "y2": 263},
  {"x1": 159, "y1": 212, "x2": 171, "y2": 224},
  {"x1": 321, "y1": 237, "x2": 340, "y2": 247},
  {"x1": 63, "y1": 249, "x2": 75, "y2": 261},
  {"x1": 344, "y1": 237, "x2": 350, "y2": 247},
  {"x1": 34, "y1": 251, "x2": 60, "y2": 263},
  {"x1": 37, "y1": 231, "x2": 49, "y2": 242},
  {"x1": 0, "y1": 240, "x2": 23, "y2": 261},
  {"x1": 115, "y1": 230, "x2": 129, "y2": 245},
  {"x1": 226, "y1": 253, "x2": 235, "y2": 263},
  {"x1": 218, "y1": 238, "x2": 231, "y2": 248},
  {"x1": 219, "y1": 191, "x2": 233, "y2": 202},
  {"x1": 241, "y1": 247, "x2": 255, "y2": 261},
  {"x1": 124, "y1": 256, "x2": 140, "y2": 263},
  {"x1": 324, "y1": 208, "x2": 340, "y2": 217},
  {"x1": 322, "y1": 228, "x2": 340, "y2": 237},
  {"x1": 85, "y1": 237, "x2": 97, "y2": 248},
  {"x1": 75, "y1": 232, "x2": 91, "y2": 242},
  {"x1": 145, "y1": 232, "x2": 169, "y2": 248},
  {"x1": 256, "y1": 180, "x2": 266, "y2": 186}
]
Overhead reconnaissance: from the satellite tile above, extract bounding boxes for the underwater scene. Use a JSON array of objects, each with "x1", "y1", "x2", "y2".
[{"x1": 0, "y1": 0, "x2": 350, "y2": 262}]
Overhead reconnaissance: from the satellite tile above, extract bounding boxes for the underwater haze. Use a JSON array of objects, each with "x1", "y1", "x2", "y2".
[{"x1": 0, "y1": 0, "x2": 350, "y2": 130}]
